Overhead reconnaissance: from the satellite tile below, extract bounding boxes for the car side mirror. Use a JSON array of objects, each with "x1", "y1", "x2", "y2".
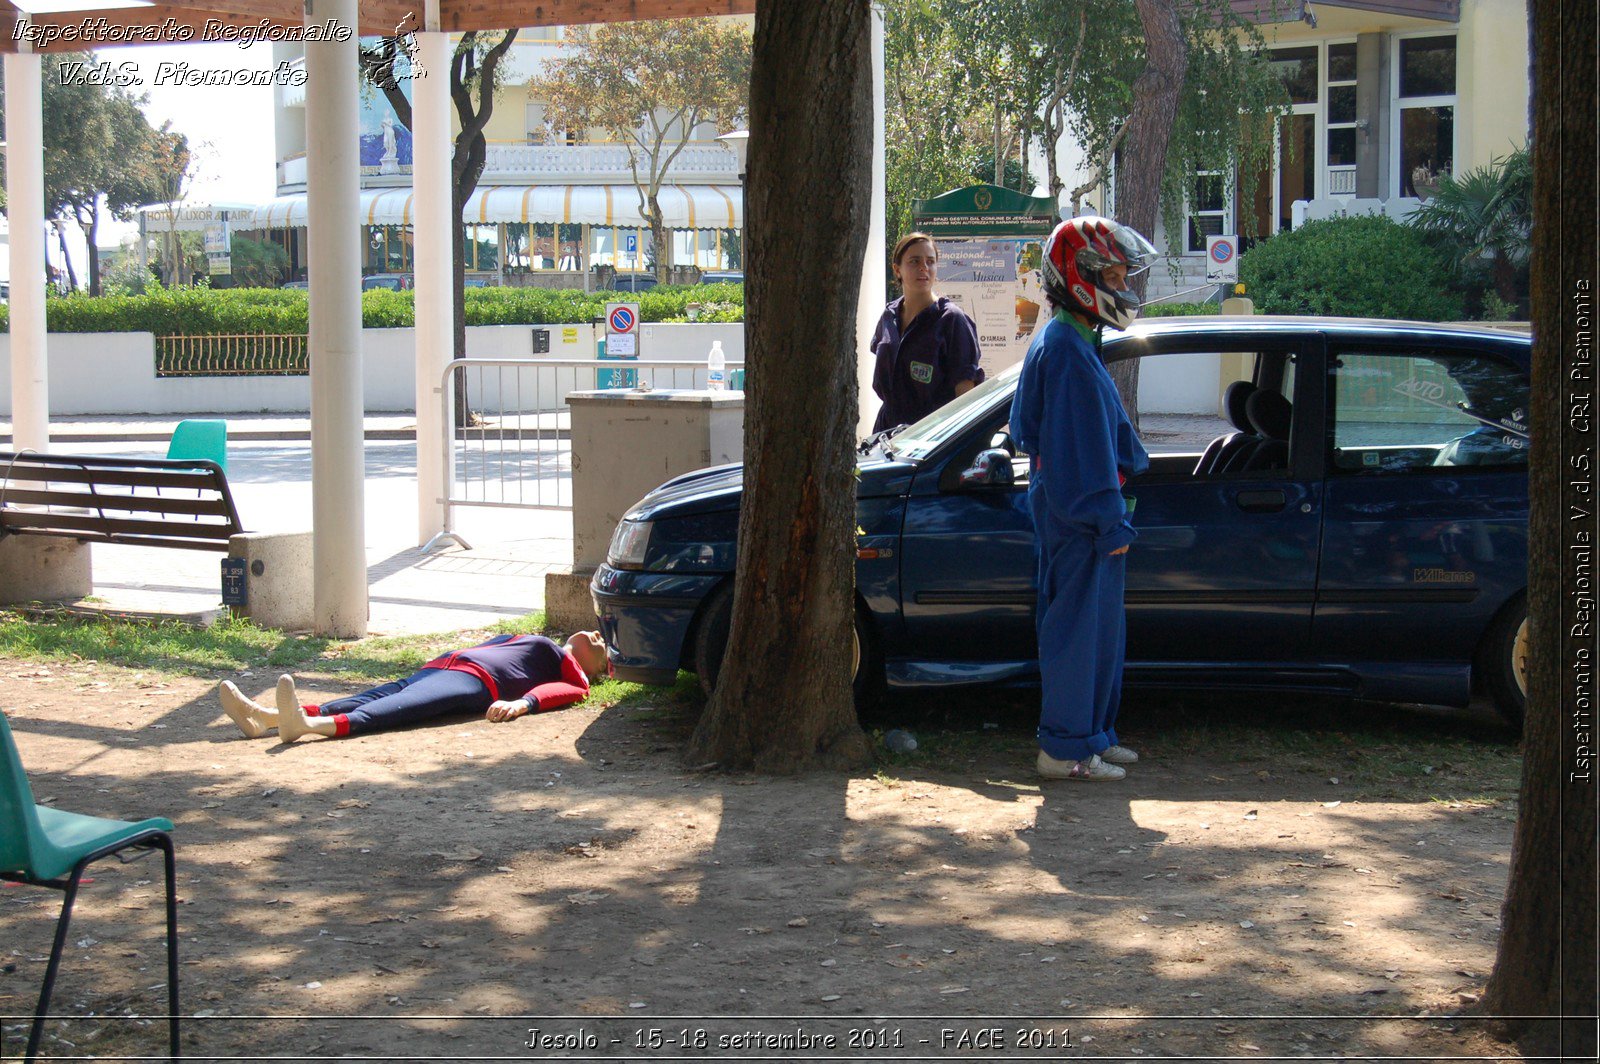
[{"x1": 959, "y1": 447, "x2": 1015, "y2": 489}]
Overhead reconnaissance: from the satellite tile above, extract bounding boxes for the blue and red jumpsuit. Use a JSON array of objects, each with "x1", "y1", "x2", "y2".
[
  {"x1": 303, "y1": 635, "x2": 590, "y2": 737},
  {"x1": 1009, "y1": 310, "x2": 1148, "y2": 762}
]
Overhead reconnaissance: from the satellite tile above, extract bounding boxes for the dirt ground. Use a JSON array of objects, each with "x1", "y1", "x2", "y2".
[{"x1": 0, "y1": 656, "x2": 1525, "y2": 1062}]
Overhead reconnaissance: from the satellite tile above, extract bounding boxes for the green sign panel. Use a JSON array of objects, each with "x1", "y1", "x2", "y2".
[{"x1": 912, "y1": 183, "x2": 1058, "y2": 236}]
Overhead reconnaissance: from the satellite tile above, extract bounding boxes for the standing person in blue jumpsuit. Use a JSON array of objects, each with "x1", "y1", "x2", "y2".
[
  {"x1": 215, "y1": 632, "x2": 609, "y2": 743},
  {"x1": 1010, "y1": 216, "x2": 1158, "y2": 781},
  {"x1": 870, "y1": 232, "x2": 985, "y2": 433}
]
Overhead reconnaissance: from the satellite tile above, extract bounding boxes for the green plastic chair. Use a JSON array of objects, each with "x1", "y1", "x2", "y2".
[
  {"x1": 0, "y1": 712, "x2": 180, "y2": 1062},
  {"x1": 166, "y1": 419, "x2": 227, "y2": 473}
]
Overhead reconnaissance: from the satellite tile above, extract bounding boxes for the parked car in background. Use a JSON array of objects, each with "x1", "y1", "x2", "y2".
[
  {"x1": 608, "y1": 273, "x2": 658, "y2": 293},
  {"x1": 279, "y1": 280, "x2": 308, "y2": 290},
  {"x1": 698, "y1": 270, "x2": 744, "y2": 284},
  {"x1": 363, "y1": 273, "x2": 413, "y2": 292},
  {"x1": 592, "y1": 317, "x2": 1532, "y2": 725}
]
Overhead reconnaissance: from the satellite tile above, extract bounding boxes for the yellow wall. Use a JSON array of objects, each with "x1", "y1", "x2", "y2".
[{"x1": 1456, "y1": 0, "x2": 1531, "y2": 168}]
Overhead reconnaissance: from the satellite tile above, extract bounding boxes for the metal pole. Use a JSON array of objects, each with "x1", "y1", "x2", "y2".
[
  {"x1": 854, "y1": 6, "x2": 887, "y2": 439},
  {"x1": 414, "y1": 13, "x2": 457, "y2": 547},
  {"x1": 305, "y1": 0, "x2": 368, "y2": 636}
]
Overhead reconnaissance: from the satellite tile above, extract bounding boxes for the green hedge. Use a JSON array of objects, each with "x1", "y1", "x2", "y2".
[
  {"x1": 1141, "y1": 301, "x2": 1217, "y2": 318},
  {"x1": 0, "y1": 282, "x2": 746, "y2": 334},
  {"x1": 1238, "y1": 215, "x2": 1464, "y2": 321}
]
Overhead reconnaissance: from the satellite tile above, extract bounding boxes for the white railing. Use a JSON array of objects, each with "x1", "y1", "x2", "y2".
[
  {"x1": 433, "y1": 357, "x2": 745, "y2": 540},
  {"x1": 481, "y1": 142, "x2": 739, "y2": 182},
  {"x1": 277, "y1": 143, "x2": 738, "y2": 191}
]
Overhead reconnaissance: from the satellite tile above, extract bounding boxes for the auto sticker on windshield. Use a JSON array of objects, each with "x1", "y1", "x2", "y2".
[
  {"x1": 1394, "y1": 376, "x2": 1530, "y2": 439},
  {"x1": 909, "y1": 361, "x2": 934, "y2": 384}
]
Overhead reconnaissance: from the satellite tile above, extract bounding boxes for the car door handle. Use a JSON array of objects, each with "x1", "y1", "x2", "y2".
[{"x1": 1234, "y1": 489, "x2": 1287, "y2": 513}]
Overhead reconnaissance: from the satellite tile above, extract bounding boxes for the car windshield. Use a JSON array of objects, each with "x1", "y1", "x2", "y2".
[{"x1": 889, "y1": 363, "x2": 1022, "y2": 461}]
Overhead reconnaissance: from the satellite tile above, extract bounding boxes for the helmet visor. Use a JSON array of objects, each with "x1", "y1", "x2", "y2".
[{"x1": 1079, "y1": 224, "x2": 1159, "y2": 277}]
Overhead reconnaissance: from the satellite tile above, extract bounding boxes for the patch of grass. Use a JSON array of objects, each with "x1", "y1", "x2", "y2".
[
  {"x1": 0, "y1": 611, "x2": 475, "y2": 681},
  {"x1": 0, "y1": 609, "x2": 330, "y2": 674},
  {"x1": 485, "y1": 611, "x2": 549, "y2": 637}
]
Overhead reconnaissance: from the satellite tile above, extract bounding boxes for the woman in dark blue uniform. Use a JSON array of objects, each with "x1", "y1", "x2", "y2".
[
  {"x1": 870, "y1": 232, "x2": 984, "y2": 433},
  {"x1": 1009, "y1": 217, "x2": 1157, "y2": 782}
]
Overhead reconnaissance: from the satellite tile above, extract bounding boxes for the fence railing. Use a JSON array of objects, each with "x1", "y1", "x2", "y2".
[
  {"x1": 156, "y1": 334, "x2": 309, "y2": 377},
  {"x1": 435, "y1": 357, "x2": 745, "y2": 539}
]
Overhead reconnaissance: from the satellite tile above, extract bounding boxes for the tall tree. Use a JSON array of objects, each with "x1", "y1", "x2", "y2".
[
  {"x1": 1480, "y1": 1, "x2": 1597, "y2": 1058},
  {"x1": 362, "y1": 29, "x2": 518, "y2": 363},
  {"x1": 1103, "y1": 0, "x2": 1187, "y2": 424},
  {"x1": 682, "y1": 0, "x2": 873, "y2": 773},
  {"x1": 533, "y1": 18, "x2": 752, "y2": 283},
  {"x1": 883, "y1": 0, "x2": 980, "y2": 242},
  {"x1": 0, "y1": 54, "x2": 172, "y2": 294}
]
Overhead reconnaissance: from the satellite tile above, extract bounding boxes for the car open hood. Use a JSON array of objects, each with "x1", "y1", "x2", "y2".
[{"x1": 623, "y1": 455, "x2": 916, "y2": 522}]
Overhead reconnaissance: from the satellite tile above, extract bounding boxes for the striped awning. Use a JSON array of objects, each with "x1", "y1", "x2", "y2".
[{"x1": 241, "y1": 184, "x2": 741, "y2": 231}]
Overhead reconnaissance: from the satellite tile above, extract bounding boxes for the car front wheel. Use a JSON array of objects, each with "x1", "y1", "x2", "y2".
[
  {"x1": 692, "y1": 583, "x2": 878, "y2": 708},
  {"x1": 1479, "y1": 592, "x2": 1527, "y2": 728}
]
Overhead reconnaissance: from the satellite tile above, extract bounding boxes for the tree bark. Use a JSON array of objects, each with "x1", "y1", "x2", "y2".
[
  {"x1": 682, "y1": 0, "x2": 873, "y2": 774},
  {"x1": 1109, "y1": 0, "x2": 1187, "y2": 429},
  {"x1": 1480, "y1": 2, "x2": 1598, "y2": 1058}
]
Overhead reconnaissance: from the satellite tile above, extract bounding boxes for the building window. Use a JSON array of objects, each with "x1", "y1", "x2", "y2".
[
  {"x1": 1186, "y1": 172, "x2": 1229, "y2": 253},
  {"x1": 1325, "y1": 41, "x2": 1358, "y2": 195},
  {"x1": 1395, "y1": 35, "x2": 1456, "y2": 199},
  {"x1": 1268, "y1": 46, "x2": 1319, "y2": 104}
]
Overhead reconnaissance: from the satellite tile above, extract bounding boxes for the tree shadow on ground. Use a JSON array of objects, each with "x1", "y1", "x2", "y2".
[{"x1": 0, "y1": 674, "x2": 1519, "y2": 1060}]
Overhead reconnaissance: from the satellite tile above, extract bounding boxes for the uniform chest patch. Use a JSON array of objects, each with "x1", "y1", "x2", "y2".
[{"x1": 909, "y1": 361, "x2": 934, "y2": 384}]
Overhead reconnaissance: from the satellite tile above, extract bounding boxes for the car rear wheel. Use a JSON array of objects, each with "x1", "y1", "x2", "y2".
[
  {"x1": 692, "y1": 583, "x2": 879, "y2": 709},
  {"x1": 1479, "y1": 592, "x2": 1527, "y2": 728}
]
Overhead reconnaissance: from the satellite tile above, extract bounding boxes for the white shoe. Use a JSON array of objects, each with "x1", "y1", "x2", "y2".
[
  {"x1": 1037, "y1": 750, "x2": 1125, "y2": 781},
  {"x1": 218, "y1": 681, "x2": 275, "y2": 739},
  {"x1": 275, "y1": 675, "x2": 313, "y2": 744},
  {"x1": 1101, "y1": 744, "x2": 1139, "y2": 765}
]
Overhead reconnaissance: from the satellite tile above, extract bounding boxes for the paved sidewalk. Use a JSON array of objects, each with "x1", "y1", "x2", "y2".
[{"x1": 3, "y1": 415, "x2": 575, "y2": 636}]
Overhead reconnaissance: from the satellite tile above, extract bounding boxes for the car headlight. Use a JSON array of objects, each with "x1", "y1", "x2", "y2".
[{"x1": 607, "y1": 518, "x2": 652, "y2": 569}]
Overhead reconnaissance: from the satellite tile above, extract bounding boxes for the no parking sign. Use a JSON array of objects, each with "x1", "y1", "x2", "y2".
[
  {"x1": 604, "y1": 302, "x2": 640, "y2": 357},
  {"x1": 1205, "y1": 235, "x2": 1239, "y2": 283},
  {"x1": 599, "y1": 300, "x2": 641, "y2": 388}
]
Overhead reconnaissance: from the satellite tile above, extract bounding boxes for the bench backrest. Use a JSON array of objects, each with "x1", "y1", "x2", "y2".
[{"x1": 0, "y1": 451, "x2": 245, "y2": 551}]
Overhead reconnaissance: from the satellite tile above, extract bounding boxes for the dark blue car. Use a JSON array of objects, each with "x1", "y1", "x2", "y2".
[{"x1": 591, "y1": 317, "x2": 1531, "y2": 724}]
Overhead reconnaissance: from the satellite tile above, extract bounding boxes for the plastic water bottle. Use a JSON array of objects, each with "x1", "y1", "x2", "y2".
[
  {"x1": 707, "y1": 340, "x2": 727, "y2": 391},
  {"x1": 884, "y1": 729, "x2": 918, "y2": 754}
]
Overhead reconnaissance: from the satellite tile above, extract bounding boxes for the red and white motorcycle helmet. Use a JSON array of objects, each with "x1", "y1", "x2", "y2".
[{"x1": 1041, "y1": 216, "x2": 1158, "y2": 330}]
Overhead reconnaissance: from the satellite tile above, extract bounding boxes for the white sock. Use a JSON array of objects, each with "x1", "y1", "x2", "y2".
[{"x1": 218, "y1": 681, "x2": 277, "y2": 739}]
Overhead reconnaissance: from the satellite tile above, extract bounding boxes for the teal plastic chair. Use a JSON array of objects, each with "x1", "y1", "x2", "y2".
[
  {"x1": 166, "y1": 419, "x2": 227, "y2": 473},
  {"x1": 0, "y1": 712, "x2": 180, "y2": 1062}
]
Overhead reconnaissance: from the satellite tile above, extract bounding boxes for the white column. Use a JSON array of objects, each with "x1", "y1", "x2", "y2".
[
  {"x1": 855, "y1": 6, "x2": 887, "y2": 439},
  {"x1": 304, "y1": 0, "x2": 367, "y2": 636},
  {"x1": 414, "y1": 22, "x2": 454, "y2": 545},
  {"x1": 5, "y1": 42, "x2": 48, "y2": 453}
]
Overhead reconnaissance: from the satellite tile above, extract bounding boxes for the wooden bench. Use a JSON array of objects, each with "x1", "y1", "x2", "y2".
[{"x1": 0, "y1": 451, "x2": 244, "y2": 552}]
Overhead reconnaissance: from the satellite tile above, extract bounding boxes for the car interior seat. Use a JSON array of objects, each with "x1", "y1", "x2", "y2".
[
  {"x1": 1238, "y1": 389, "x2": 1293, "y2": 472},
  {"x1": 1193, "y1": 380, "x2": 1260, "y2": 475}
]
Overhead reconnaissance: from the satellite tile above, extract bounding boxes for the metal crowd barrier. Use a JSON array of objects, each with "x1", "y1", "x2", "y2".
[{"x1": 431, "y1": 357, "x2": 744, "y2": 548}]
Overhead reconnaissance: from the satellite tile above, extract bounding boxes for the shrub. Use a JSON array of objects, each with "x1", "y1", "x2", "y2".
[
  {"x1": 1141, "y1": 301, "x2": 1217, "y2": 318},
  {"x1": 1238, "y1": 214, "x2": 1464, "y2": 321},
  {"x1": 0, "y1": 282, "x2": 745, "y2": 334}
]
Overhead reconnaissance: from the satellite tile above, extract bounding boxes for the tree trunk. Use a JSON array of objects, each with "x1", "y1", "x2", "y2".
[
  {"x1": 993, "y1": 95, "x2": 1004, "y2": 186},
  {"x1": 1109, "y1": 0, "x2": 1187, "y2": 430},
  {"x1": 1480, "y1": 2, "x2": 1598, "y2": 1058},
  {"x1": 682, "y1": 0, "x2": 873, "y2": 774},
  {"x1": 56, "y1": 224, "x2": 78, "y2": 292},
  {"x1": 84, "y1": 206, "x2": 102, "y2": 297}
]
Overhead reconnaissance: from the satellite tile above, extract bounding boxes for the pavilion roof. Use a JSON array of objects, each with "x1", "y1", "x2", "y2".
[{"x1": 0, "y1": 0, "x2": 756, "y2": 52}]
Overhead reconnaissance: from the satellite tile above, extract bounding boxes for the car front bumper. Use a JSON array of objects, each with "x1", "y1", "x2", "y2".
[{"x1": 590, "y1": 565, "x2": 723, "y2": 685}]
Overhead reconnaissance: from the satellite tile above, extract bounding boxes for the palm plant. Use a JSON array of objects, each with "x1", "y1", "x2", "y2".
[{"x1": 1409, "y1": 146, "x2": 1531, "y2": 310}]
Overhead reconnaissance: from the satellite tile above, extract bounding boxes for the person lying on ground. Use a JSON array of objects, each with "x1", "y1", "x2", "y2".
[{"x1": 217, "y1": 632, "x2": 609, "y2": 744}]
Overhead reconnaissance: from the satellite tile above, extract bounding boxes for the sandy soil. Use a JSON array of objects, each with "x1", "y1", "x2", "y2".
[{"x1": 0, "y1": 657, "x2": 1522, "y2": 1061}]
